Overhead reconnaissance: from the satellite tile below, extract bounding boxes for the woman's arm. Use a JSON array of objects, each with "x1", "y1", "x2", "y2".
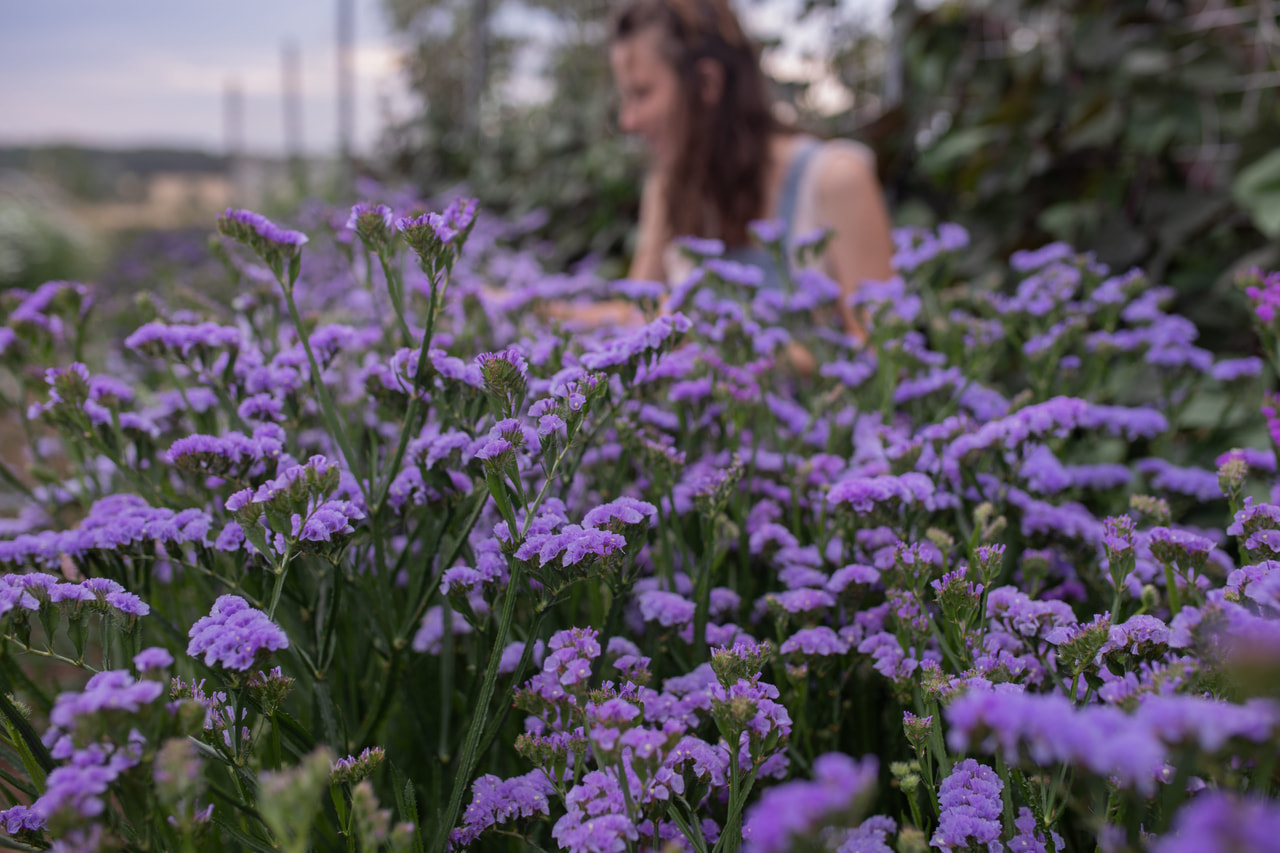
[
  {"x1": 812, "y1": 147, "x2": 895, "y2": 340},
  {"x1": 629, "y1": 170, "x2": 669, "y2": 283}
]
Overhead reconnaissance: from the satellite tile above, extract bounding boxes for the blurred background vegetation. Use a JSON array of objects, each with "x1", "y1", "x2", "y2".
[{"x1": 4, "y1": 0, "x2": 1280, "y2": 351}]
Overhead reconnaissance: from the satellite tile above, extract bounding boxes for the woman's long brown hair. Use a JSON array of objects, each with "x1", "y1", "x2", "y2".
[{"x1": 612, "y1": 0, "x2": 789, "y2": 248}]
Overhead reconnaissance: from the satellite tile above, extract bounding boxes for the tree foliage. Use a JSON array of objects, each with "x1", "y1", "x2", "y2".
[{"x1": 857, "y1": 0, "x2": 1280, "y2": 345}]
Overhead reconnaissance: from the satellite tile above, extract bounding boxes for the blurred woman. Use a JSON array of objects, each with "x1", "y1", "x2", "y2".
[{"x1": 610, "y1": 0, "x2": 894, "y2": 340}]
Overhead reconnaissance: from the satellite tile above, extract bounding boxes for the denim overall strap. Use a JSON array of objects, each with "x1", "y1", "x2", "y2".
[{"x1": 777, "y1": 137, "x2": 822, "y2": 244}]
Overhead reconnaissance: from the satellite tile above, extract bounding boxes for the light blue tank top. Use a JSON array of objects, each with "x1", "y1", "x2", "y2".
[{"x1": 722, "y1": 137, "x2": 822, "y2": 290}]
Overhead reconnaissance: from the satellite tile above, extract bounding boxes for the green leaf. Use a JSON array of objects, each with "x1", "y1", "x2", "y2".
[
  {"x1": 1233, "y1": 149, "x2": 1280, "y2": 238},
  {"x1": 210, "y1": 810, "x2": 280, "y2": 853},
  {"x1": 918, "y1": 128, "x2": 997, "y2": 176},
  {"x1": 389, "y1": 761, "x2": 425, "y2": 853}
]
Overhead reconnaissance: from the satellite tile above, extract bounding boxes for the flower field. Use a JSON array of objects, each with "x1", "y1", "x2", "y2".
[{"x1": 1, "y1": 191, "x2": 1279, "y2": 852}]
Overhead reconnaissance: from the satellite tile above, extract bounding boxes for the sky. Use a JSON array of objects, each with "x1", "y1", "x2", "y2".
[{"x1": 0, "y1": 0, "x2": 892, "y2": 158}]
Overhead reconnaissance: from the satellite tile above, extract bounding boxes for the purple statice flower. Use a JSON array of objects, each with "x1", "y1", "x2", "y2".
[
  {"x1": 945, "y1": 689, "x2": 1277, "y2": 794},
  {"x1": 1023, "y1": 318, "x2": 1083, "y2": 358},
  {"x1": 638, "y1": 591, "x2": 695, "y2": 629},
  {"x1": 892, "y1": 228, "x2": 943, "y2": 272},
  {"x1": 1100, "y1": 614, "x2": 1170, "y2": 657},
  {"x1": 499, "y1": 639, "x2": 546, "y2": 675},
  {"x1": 346, "y1": 202, "x2": 395, "y2": 248},
  {"x1": 1006, "y1": 488, "x2": 1104, "y2": 545},
  {"x1": 187, "y1": 595, "x2": 289, "y2": 671},
  {"x1": 932, "y1": 758, "x2": 1003, "y2": 853},
  {"x1": 1079, "y1": 404, "x2": 1169, "y2": 440},
  {"x1": 0, "y1": 804, "x2": 43, "y2": 833},
  {"x1": 611, "y1": 279, "x2": 667, "y2": 302},
  {"x1": 124, "y1": 320, "x2": 241, "y2": 361},
  {"x1": 516, "y1": 524, "x2": 626, "y2": 572},
  {"x1": 133, "y1": 647, "x2": 174, "y2": 672},
  {"x1": 1010, "y1": 242, "x2": 1074, "y2": 273},
  {"x1": 543, "y1": 627, "x2": 602, "y2": 688},
  {"x1": 705, "y1": 257, "x2": 766, "y2": 288},
  {"x1": 33, "y1": 745, "x2": 138, "y2": 822},
  {"x1": 742, "y1": 753, "x2": 878, "y2": 853},
  {"x1": 219, "y1": 208, "x2": 308, "y2": 252},
  {"x1": 330, "y1": 746, "x2": 386, "y2": 785},
  {"x1": 579, "y1": 314, "x2": 692, "y2": 372},
  {"x1": 411, "y1": 604, "x2": 474, "y2": 655},
  {"x1": 674, "y1": 236, "x2": 725, "y2": 258},
  {"x1": 1152, "y1": 791, "x2": 1280, "y2": 853},
  {"x1": 290, "y1": 500, "x2": 364, "y2": 544},
  {"x1": 749, "y1": 219, "x2": 787, "y2": 245},
  {"x1": 820, "y1": 356, "x2": 876, "y2": 389},
  {"x1": 1211, "y1": 356, "x2": 1264, "y2": 382},
  {"x1": 1008, "y1": 806, "x2": 1064, "y2": 853},
  {"x1": 893, "y1": 367, "x2": 962, "y2": 404},
  {"x1": 780, "y1": 627, "x2": 850, "y2": 658},
  {"x1": 551, "y1": 769, "x2": 638, "y2": 853},
  {"x1": 1216, "y1": 446, "x2": 1277, "y2": 475},
  {"x1": 1136, "y1": 458, "x2": 1222, "y2": 503},
  {"x1": 765, "y1": 588, "x2": 836, "y2": 617},
  {"x1": 237, "y1": 393, "x2": 286, "y2": 424},
  {"x1": 451, "y1": 769, "x2": 554, "y2": 847},
  {"x1": 49, "y1": 669, "x2": 165, "y2": 733},
  {"x1": 827, "y1": 473, "x2": 935, "y2": 514},
  {"x1": 583, "y1": 497, "x2": 658, "y2": 532}
]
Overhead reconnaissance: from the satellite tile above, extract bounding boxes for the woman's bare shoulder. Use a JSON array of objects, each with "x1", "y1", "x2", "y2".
[{"x1": 810, "y1": 139, "x2": 879, "y2": 204}]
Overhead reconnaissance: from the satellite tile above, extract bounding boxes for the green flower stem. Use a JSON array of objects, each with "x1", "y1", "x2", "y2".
[
  {"x1": 265, "y1": 544, "x2": 295, "y2": 621},
  {"x1": 691, "y1": 516, "x2": 717, "y2": 663},
  {"x1": 712, "y1": 747, "x2": 761, "y2": 853},
  {"x1": 1163, "y1": 562, "x2": 1183, "y2": 618},
  {"x1": 375, "y1": 249, "x2": 413, "y2": 345},
  {"x1": 374, "y1": 273, "x2": 447, "y2": 511},
  {"x1": 434, "y1": 560, "x2": 526, "y2": 852},
  {"x1": 3, "y1": 636, "x2": 99, "y2": 672},
  {"x1": 278, "y1": 279, "x2": 367, "y2": 503},
  {"x1": 668, "y1": 799, "x2": 709, "y2": 853}
]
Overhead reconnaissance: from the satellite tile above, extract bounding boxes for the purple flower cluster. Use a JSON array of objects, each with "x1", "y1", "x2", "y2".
[
  {"x1": 187, "y1": 595, "x2": 289, "y2": 671},
  {"x1": 1, "y1": 495, "x2": 212, "y2": 573},
  {"x1": 742, "y1": 753, "x2": 878, "y2": 853},
  {"x1": 452, "y1": 769, "x2": 554, "y2": 847},
  {"x1": 947, "y1": 688, "x2": 1280, "y2": 794},
  {"x1": 579, "y1": 314, "x2": 692, "y2": 372},
  {"x1": 932, "y1": 759, "x2": 1004, "y2": 852},
  {"x1": 827, "y1": 473, "x2": 935, "y2": 514}
]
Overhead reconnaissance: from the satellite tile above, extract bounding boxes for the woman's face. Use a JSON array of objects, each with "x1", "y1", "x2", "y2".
[{"x1": 611, "y1": 27, "x2": 682, "y2": 169}]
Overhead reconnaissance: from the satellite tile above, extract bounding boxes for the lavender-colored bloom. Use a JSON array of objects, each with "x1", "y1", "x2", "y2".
[
  {"x1": 932, "y1": 759, "x2": 1003, "y2": 853},
  {"x1": 219, "y1": 208, "x2": 309, "y2": 250},
  {"x1": 583, "y1": 496, "x2": 658, "y2": 531},
  {"x1": 1211, "y1": 357, "x2": 1264, "y2": 382},
  {"x1": 452, "y1": 769, "x2": 554, "y2": 847},
  {"x1": 1151, "y1": 791, "x2": 1280, "y2": 853},
  {"x1": 579, "y1": 313, "x2": 693, "y2": 372},
  {"x1": 187, "y1": 595, "x2": 289, "y2": 671},
  {"x1": 674, "y1": 236, "x2": 725, "y2": 257},
  {"x1": 1137, "y1": 458, "x2": 1222, "y2": 502},
  {"x1": 780, "y1": 627, "x2": 850, "y2": 658},
  {"x1": 1008, "y1": 806, "x2": 1064, "y2": 853},
  {"x1": 0, "y1": 804, "x2": 43, "y2": 833},
  {"x1": 638, "y1": 590, "x2": 695, "y2": 628},
  {"x1": 1079, "y1": 404, "x2": 1169, "y2": 440},
  {"x1": 133, "y1": 647, "x2": 174, "y2": 672},
  {"x1": 827, "y1": 473, "x2": 935, "y2": 513},
  {"x1": 1010, "y1": 242, "x2": 1075, "y2": 273},
  {"x1": 742, "y1": 753, "x2": 878, "y2": 853},
  {"x1": 125, "y1": 320, "x2": 241, "y2": 360},
  {"x1": 517, "y1": 524, "x2": 626, "y2": 570},
  {"x1": 1216, "y1": 447, "x2": 1277, "y2": 475},
  {"x1": 49, "y1": 669, "x2": 165, "y2": 733}
]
